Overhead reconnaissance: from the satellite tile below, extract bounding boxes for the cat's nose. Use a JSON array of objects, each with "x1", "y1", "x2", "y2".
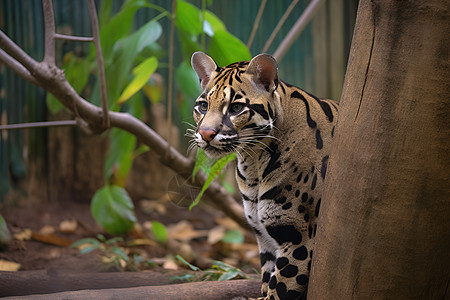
[{"x1": 199, "y1": 129, "x2": 217, "y2": 142}]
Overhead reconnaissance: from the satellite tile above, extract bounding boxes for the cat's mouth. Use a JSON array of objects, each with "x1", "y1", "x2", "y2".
[{"x1": 201, "y1": 144, "x2": 233, "y2": 159}]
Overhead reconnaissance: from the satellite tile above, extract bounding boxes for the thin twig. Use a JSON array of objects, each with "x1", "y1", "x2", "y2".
[
  {"x1": 42, "y1": 0, "x2": 56, "y2": 65},
  {"x1": 247, "y1": 0, "x2": 267, "y2": 49},
  {"x1": 166, "y1": 0, "x2": 176, "y2": 159},
  {"x1": 0, "y1": 49, "x2": 40, "y2": 86},
  {"x1": 87, "y1": 0, "x2": 110, "y2": 129},
  {"x1": 262, "y1": 0, "x2": 300, "y2": 53},
  {"x1": 0, "y1": 120, "x2": 77, "y2": 131},
  {"x1": 273, "y1": 0, "x2": 325, "y2": 62},
  {"x1": 54, "y1": 33, "x2": 94, "y2": 42}
]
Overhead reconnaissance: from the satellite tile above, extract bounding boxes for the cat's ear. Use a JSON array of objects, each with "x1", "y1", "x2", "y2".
[
  {"x1": 246, "y1": 53, "x2": 278, "y2": 93},
  {"x1": 191, "y1": 52, "x2": 218, "y2": 90}
]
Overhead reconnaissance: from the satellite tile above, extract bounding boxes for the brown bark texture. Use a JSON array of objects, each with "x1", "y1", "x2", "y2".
[
  {"x1": 309, "y1": 0, "x2": 450, "y2": 299},
  {"x1": 0, "y1": 273, "x2": 260, "y2": 300}
]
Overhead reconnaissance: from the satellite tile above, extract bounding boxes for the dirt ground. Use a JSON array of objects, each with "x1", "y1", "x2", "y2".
[{"x1": 0, "y1": 196, "x2": 259, "y2": 276}]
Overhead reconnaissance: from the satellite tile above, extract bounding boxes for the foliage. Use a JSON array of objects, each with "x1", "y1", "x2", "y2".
[
  {"x1": 174, "y1": 255, "x2": 248, "y2": 282},
  {"x1": 0, "y1": 214, "x2": 11, "y2": 247},
  {"x1": 71, "y1": 234, "x2": 134, "y2": 271},
  {"x1": 45, "y1": 0, "x2": 250, "y2": 233},
  {"x1": 91, "y1": 185, "x2": 137, "y2": 235}
]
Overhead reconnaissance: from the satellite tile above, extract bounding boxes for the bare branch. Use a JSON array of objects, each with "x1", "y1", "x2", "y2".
[
  {"x1": 42, "y1": 0, "x2": 56, "y2": 65},
  {"x1": 0, "y1": 30, "x2": 42, "y2": 74},
  {"x1": 273, "y1": 0, "x2": 325, "y2": 62},
  {"x1": 0, "y1": 49, "x2": 40, "y2": 86},
  {"x1": 54, "y1": 34, "x2": 94, "y2": 42},
  {"x1": 87, "y1": 0, "x2": 110, "y2": 129},
  {"x1": 0, "y1": 120, "x2": 77, "y2": 131},
  {"x1": 262, "y1": 0, "x2": 300, "y2": 53},
  {"x1": 247, "y1": 0, "x2": 267, "y2": 49}
]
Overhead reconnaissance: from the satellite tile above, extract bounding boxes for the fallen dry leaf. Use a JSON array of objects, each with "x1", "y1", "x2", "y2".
[
  {"x1": 39, "y1": 225, "x2": 55, "y2": 235},
  {"x1": 207, "y1": 226, "x2": 226, "y2": 245},
  {"x1": 0, "y1": 259, "x2": 20, "y2": 271},
  {"x1": 59, "y1": 219, "x2": 78, "y2": 233},
  {"x1": 13, "y1": 229, "x2": 32, "y2": 241},
  {"x1": 31, "y1": 232, "x2": 73, "y2": 247},
  {"x1": 167, "y1": 220, "x2": 208, "y2": 242},
  {"x1": 215, "y1": 217, "x2": 240, "y2": 230},
  {"x1": 163, "y1": 259, "x2": 178, "y2": 270}
]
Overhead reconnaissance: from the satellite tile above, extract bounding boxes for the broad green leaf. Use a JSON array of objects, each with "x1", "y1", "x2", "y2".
[
  {"x1": 189, "y1": 153, "x2": 236, "y2": 210},
  {"x1": 176, "y1": 255, "x2": 200, "y2": 271},
  {"x1": 118, "y1": 56, "x2": 158, "y2": 104},
  {"x1": 91, "y1": 185, "x2": 137, "y2": 235},
  {"x1": 100, "y1": 0, "x2": 148, "y2": 59},
  {"x1": 151, "y1": 221, "x2": 168, "y2": 245},
  {"x1": 209, "y1": 30, "x2": 251, "y2": 67},
  {"x1": 105, "y1": 20, "x2": 162, "y2": 105},
  {"x1": 175, "y1": 0, "x2": 202, "y2": 36},
  {"x1": 203, "y1": 11, "x2": 226, "y2": 37},
  {"x1": 221, "y1": 229, "x2": 244, "y2": 244}
]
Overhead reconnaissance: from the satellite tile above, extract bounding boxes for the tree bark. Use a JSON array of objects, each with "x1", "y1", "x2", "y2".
[
  {"x1": 0, "y1": 274, "x2": 260, "y2": 300},
  {"x1": 309, "y1": 1, "x2": 450, "y2": 299}
]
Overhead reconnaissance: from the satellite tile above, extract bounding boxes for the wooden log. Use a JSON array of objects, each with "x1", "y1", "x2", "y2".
[
  {"x1": 0, "y1": 270, "x2": 176, "y2": 296},
  {"x1": 1, "y1": 278, "x2": 261, "y2": 300}
]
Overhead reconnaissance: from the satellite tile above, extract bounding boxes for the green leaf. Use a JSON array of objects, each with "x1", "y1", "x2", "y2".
[
  {"x1": 218, "y1": 269, "x2": 247, "y2": 281},
  {"x1": 91, "y1": 185, "x2": 137, "y2": 235},
  {"x1": 170, "y1": 274, "x2": 195, "y2": 282},
  {"x1": 70, "y1": 238, "x2": 100, "y2": 249},
  {"x1": 176, "y1": 0, "x2": 202, "y2": 36},
  {"x1": 176, "y1": 61, "x2": 202, "y2": 101},
  {"x1": 118, "y1": 56, "x2": 158, "y2": 103},
  {"x1": 192, "y1": 149, "x2": 209, "y2": 180},
  {"x1": 189, "y1": 153, "x2": 236, "y2": 210},
  {"x1": 209, "y1": 30, "x2": 251, "y2": 67},
  {"x1": 176, "y1": 255, "x2": 200, "y2": 271},
  {"x1": 203, "y1": 11, "x2": 226, "y2": 37},
  {"x1": 221, "y1": 229, "x2": 244, "y2": 244},
  {"x1": 111, "y1": 246, "x2": 130, "y2": 262},
  {"x1": 46, "y1": 93, "x2": 64, "y2": 115},
  {"x1": 80, "y1": 245, "x2": 100, "y2": 255},
  {"x1": 104, "y1": 128, "x2": 137, "y2": 186},
  {"x1": 0, "y1": 214, "x2": 11, "y2": 245},
  {"x1": 151, "y1": 221, "x2": 168, "y2": 245}
]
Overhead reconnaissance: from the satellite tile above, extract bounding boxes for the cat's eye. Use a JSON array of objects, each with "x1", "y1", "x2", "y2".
[
  {"x1": 229, "y1": 103, "x2": 244, "y2": 114},
  {"x1": 198, "y1": 102, "x2": 208, "y2": 113}
]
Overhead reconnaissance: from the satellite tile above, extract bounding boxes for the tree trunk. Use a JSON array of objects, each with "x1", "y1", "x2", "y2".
[{"x1": 309, "y1": 1, "x2": 450, "y2": 299}]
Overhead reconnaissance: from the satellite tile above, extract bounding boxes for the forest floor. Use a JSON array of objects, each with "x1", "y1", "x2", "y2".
[{"x1": 0, "y1": 196, "x2": 259, "y2": 279}]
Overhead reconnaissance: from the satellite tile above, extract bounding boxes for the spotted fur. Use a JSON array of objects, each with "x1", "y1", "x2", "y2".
[{"x1": 191, "y1": 52, "x2": 338, "y2": 300}]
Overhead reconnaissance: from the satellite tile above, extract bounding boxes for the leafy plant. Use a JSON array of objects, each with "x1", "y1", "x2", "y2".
[
  {"x1": 70, "y1": 234, "x2": 131, "y2": 271},
  {"x1": 174, "y1": 255, "x2": 248, "y2": 282},
  {"x1": 46, "y1": 0, "x2": 251, "y2": 232}
]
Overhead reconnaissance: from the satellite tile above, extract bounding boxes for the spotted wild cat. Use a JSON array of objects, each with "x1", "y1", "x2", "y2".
[{"x1": 190, "y1": 52, "x2": 338, "y2": 300}]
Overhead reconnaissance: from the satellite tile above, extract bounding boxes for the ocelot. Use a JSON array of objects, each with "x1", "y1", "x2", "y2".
[{"x1": 191, "y1": 52, "x2": 338, "y2": 300}]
